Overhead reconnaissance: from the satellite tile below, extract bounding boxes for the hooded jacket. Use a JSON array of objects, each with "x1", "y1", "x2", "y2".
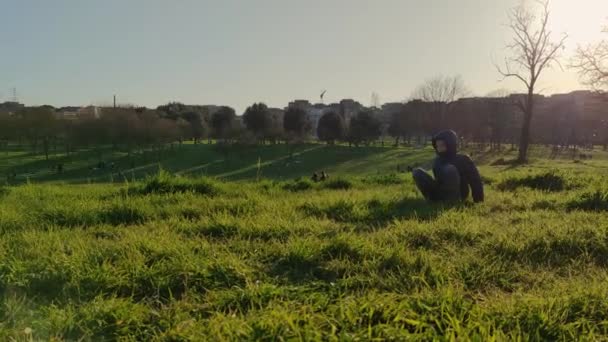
[{"x1": 431, "y1": 130, "x2": 484, "y2": 203}]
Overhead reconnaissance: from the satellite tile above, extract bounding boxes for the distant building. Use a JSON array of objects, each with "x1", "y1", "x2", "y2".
[
  {"x1": 286, "y1": 98, "x2": 366, "y2": 138},
  {"x1": 268, "y1": 107, "x2": 285, "y2": 128},
  {"x1": 80, "y1": 106, "x2": 101, "y2": 119},
  {"x1": 0, "y1": 101, "x2": 25, "y2": 116},
  {"x1": 338, "y1": 99, "x2": 364, "y2": 124},
  {"x1": 201, "y1": 105, "x2": 221, "y2": 116},
  {"x1": 380, "y1": 102, "x2": 405, "y2": 124},
  {"x1": 287, "y1": 100, "x2": 312, "y2": 110},
  {"x1": 56, "y1": 106, "x2": 101, "y2": 120},
  {"x1": 55, "y1": 106, "x2": 79, "y2": 119}
]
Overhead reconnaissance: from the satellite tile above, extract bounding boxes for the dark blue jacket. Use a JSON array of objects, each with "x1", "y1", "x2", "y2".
[{"x1": 432, "y1": 130, "x2": 484, "y2": 203}]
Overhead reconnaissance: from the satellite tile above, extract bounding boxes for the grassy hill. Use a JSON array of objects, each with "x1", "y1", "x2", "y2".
[
  {"x1": 1, "y1": 145, "x2": 608, "y2": 339},
  {"x1": 3, "y1": 142, "x2": 608, "y2": 184}
]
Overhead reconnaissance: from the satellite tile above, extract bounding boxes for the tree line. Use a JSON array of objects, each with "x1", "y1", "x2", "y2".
[
  {"x1": 1, "y1": 89, "x2": 607, "y2": 164},
  {"x1": 0, "y1": 101, "x2": 385, "y2": 161},
  {"x1": 1, "y1": 1, "x2": 606, "y2": 164}
]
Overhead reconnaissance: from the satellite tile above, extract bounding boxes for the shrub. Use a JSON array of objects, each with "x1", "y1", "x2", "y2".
[
  {"x1": 257, "y1": 179, "x2": 279, "y2": 192},
  {"x1": 490, "y1": 158, "x2": 517, "y2": 166},
  {"x1": 39, "y1": 207, "x2": 99, "y2": 227},
  {"x1": 361, "y1": 173, "x2": 406, "y2": 186},
  {"x1": 322, "y1": 178, "x2": 353, "y2": 190},
  {"x1": 193, "y1": 222, "x2": 239, "y2": 239},
  {"x1": 497, "y1": 171, "x2": 568, "y2": 192},
  {"x1": 138, "y1": 170, "x2": 220, "y2": 196},
  {"x1": 0, "y1": 186, "x2": 9, "y2": 197},
  {"x1": 567, "y1": 190, "x2": 608, "y2": 211},
  {"x1": 101, "y1": 203, "x2": 149, "y2": 226},
  {"x1": 282, "y1": 179, "x2": 314, "y2": 192},
  {"x1": 299, "y1": 200, "x2": 361, "y2": 222}
]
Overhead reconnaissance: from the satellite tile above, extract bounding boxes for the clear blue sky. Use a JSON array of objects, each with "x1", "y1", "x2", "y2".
[{"x1": 1, "y1": 0, "x2": 606, "y2": 113}]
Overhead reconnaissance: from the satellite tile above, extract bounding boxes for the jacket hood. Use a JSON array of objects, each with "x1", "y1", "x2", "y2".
[{"x1": 432, "y1": 130, "x2": 459, "y2": 157}]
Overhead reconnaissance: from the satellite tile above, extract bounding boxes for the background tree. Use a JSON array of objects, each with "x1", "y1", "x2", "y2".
[
  {"x1": 573, "y1": 21, "x2": 608, "y2": 91},
  {"x1": 388, "y1": 102, "x2": 423, "y2": 146},
  {"x1": 496, "y1": 0, "x2": 567, "y2": 162},
  {"x1": 266, "y1": 110, "x2": 285, "y2": 144},
  {"x1": 211, "y1": 106, "x2": 237, "y2": 142},
  {"x1": 17, "y1": 106, "x2": 58, "y2": 160},
  {"x1": 283, "y1": 107, "x2": 311, "y2": 142},
  {"x1": 388, "y1": 110, "x2": 406, "y2": 146},
  {"x1": 176, "y1": 118, "x2": 192, "y2": 144},
  {"x1": 157, "y1": 102, "x2": 188, "y2": 120},
  {"x1": 485, "y1": 89, "x2": 518, "y2": 150},
  {"x1": 0, "y1": 113, "x2": 17, "y2": 154},
  {"x1": 411, "y1": 75, "x2": 470, "y2": 134},
  {"x1": 317, "y1": 111, "x2": 345, "y2": 145},
  {"x1": 243, "y1": 103, "x2": 272, "y2": 143},
  {"x1": 182, "y1": 111, "x2": 207, "y2": 144},
  {"x1": 348, "y1": 110, "x2": 381, "y2": 146},
  {"x1": 99, "y1": 108, "x2": 142, "y2": 154},
  {"x1": 157, "y1": 103, "x2": 211, "y2": 143}
]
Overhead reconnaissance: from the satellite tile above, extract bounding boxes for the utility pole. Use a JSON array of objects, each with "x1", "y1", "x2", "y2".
[
  {"x1": 10, "y1": 88, "x2": 18, "y2": 103},
  {"x1": 113, "y1": 95, "x2": 116, "y2": 108}
]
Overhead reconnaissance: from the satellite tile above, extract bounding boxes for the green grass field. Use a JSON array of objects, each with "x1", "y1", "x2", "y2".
[
  {"x1": 2, "y1": 144, "x2": 608, "y2": 340},
  {"x1": 3, "y1": 142, "x2": 606, "y2": 184}
]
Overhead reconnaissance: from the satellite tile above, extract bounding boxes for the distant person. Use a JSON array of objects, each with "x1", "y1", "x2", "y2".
[
  {"x1": 412, "y1": 130, "x2": 484, "y2": 203},
  {"x1": 320, "y1": 171, "x2": 329, "y2": 181}
]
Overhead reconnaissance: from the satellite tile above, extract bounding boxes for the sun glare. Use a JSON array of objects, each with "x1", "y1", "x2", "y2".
[{"x1": 549, "y1": 0, "x2": 608, "y2": 44}]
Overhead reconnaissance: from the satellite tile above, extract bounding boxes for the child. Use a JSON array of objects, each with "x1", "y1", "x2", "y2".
[{"x1": 412, "y1": 130, "x2": 484, "y2": 203}]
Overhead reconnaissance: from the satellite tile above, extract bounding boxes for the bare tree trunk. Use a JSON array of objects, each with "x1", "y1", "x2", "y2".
[
  {"x1": 518, "y1": 115, "x2": 531, "y2": 162},
  {"x1": 518, "y1": 93, "x2": 534, "y2": 163},
  {"x1": 43, "y1": 138, "x2": 50, "y2": 161}
]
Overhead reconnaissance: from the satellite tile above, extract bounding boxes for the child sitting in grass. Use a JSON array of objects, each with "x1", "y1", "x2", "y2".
[{"x1": 412, "y1": 130, "x2": 484, "y2": 203}]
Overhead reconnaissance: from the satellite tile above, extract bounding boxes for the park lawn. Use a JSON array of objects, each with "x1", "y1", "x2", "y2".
[
  {"x1": 1, "y1": 143, "x2": 434, "y2": 184},
  {"x1": 1, "y1": 148, "x2": 608, "y2": 340},
  {"x1": 3, "y1": 142, "x2": 607, "y2": 185}
]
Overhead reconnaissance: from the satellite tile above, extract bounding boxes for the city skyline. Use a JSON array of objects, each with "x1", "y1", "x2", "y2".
[{"x1": 2, "y1": 0, "x2": 607, "y2": 112}]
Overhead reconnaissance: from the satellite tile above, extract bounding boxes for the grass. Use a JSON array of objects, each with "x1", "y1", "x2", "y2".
[
  {"x1": 1, "y1": 143, "x2": 432, "y2": 184},
  {"x1": 2, "y1": 144, "x2": 608, "y2": 339}
]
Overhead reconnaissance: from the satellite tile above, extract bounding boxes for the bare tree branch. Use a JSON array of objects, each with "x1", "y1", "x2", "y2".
[
  {"x1": 495, "y1": 57, "x2": 531, "y2": 88},
  {"x1": 411, "y1": 75, "x2": 470, "y2": 103},
  {"x1": 497, "y1": 0, "x2": 567, "y2": 162},
  {"x1": 572, "y1": 20, "x2": 608, "y2": 92}
]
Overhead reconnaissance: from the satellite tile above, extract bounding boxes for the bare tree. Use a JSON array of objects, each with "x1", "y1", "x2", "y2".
[
  {"x1": 411, "y1": 75, "x2": 470, "y2": 135},
  {"x1": 412, "y1": 75, "x2": 470, "y2": 104},
  {"x1": 572, "y1": 22, "x2": 608, "y2": 91},
  {"x1": 496, "y1": 0, "x2": 567, "y2": 162},
  {"x1": 485, "y1": 89, "x2": 519, "y2": 150}
]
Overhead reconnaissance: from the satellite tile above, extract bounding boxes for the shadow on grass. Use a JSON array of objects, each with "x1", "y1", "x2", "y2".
[
  {"x1": 269, "y1": 255, "x2": 339, "y2": 284},
  {"x1": 299, "y1": 197, "x2": 452, "y2": 226},
  {"x1": 5, "y1": 143, "x2": 435, "y2": 184},
  {"x1": 0, "y1": 151, "x2": 38, "y2": 161},
  {"x1": 218, "y1": 144, "x2": 393, "y2": 181},
  {"x1": 366, "y1": 197, "x2": 451, "y2": 223}
]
